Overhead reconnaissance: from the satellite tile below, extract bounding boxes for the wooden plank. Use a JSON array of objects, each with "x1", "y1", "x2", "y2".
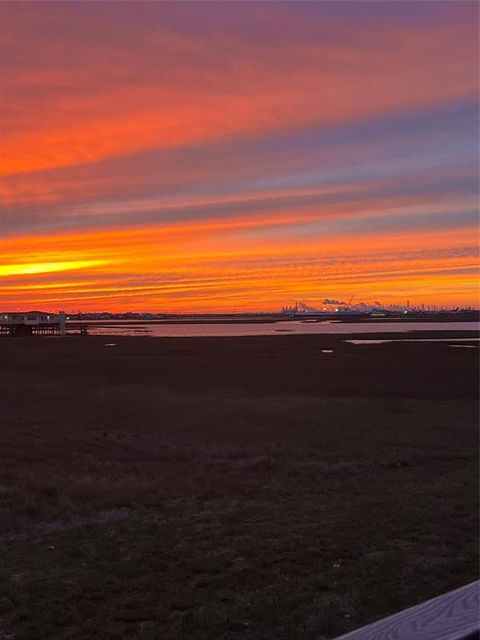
[{"x1": 335, "y1": 581, "x2": 479, "y2": 640}]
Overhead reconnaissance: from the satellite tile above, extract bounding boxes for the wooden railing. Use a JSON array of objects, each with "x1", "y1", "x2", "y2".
[{"x1": 335, "y1": 580, "x2": 479, "y2": 640}]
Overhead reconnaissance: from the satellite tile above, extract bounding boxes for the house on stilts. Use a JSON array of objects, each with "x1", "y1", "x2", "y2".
[{"x1": 0, "y1": 311, "x2": 67, "y2": 337}]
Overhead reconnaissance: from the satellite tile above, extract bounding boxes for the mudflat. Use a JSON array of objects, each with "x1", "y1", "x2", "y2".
[{"x1": 0, "y1": 334, "x2": 478, "y2": 639}]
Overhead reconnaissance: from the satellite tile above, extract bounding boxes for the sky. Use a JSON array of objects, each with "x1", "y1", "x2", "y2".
[{"x1": 1, "y1": 1, "x2": 479, "y2": 312}]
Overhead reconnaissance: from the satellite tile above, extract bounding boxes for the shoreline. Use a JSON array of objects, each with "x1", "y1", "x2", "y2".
[
  {"x1": 76, "y1": 312, "x2": 480, "y2": 326},
  {"x1": 78, "y1": 329, "x2": 480, "y2": 341}
]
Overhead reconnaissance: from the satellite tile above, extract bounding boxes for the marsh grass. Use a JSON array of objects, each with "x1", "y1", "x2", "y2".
[{"x1": 0, "y1": 336, "x2": 477, "y2": 639}]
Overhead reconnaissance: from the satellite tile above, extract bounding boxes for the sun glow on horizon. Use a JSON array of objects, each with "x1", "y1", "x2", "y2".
[{"x1": 0, "y1": 260, "x2": 109, "y2": 278}]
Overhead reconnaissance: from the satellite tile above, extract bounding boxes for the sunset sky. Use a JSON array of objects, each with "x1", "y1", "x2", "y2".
[{"x1": 1, "y1": 1, "x2": 479, "y2": 312}]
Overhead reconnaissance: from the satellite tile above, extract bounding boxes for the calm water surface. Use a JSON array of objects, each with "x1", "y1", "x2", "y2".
[{"x1": 85, "y1": 320, "x2": 480, "y2": 338}]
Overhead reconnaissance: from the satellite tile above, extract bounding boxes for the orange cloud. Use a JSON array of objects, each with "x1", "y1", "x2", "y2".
[
  {"x1": 1, "y1": 219, "x2": 477, "y2": 311},
  {"x1": 1, "y1": 5, "x2": 477, "y2": 177}
]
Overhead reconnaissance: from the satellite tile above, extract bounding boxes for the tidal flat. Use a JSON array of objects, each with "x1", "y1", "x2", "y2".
[{"x1": 0, "y1": 334, "x2": 478, "y2": 639}]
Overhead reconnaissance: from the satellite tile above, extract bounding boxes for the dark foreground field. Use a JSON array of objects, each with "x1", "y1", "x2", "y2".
[{"x1": 0, "y1": 334, "x2": 478, "y2": 640}]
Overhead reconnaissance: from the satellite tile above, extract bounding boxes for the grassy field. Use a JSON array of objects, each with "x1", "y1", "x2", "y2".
[{"x1": 0, "y1": 334, "x2": 478, "y2": 639}]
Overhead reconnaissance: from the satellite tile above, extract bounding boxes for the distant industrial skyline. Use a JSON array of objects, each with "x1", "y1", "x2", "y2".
[
  {"x1": 2, "y1": 300, "x2": 477, "y2": 317},
  {"x1": 1, "y1": 1, "x2": 478, "y2": 311}
]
